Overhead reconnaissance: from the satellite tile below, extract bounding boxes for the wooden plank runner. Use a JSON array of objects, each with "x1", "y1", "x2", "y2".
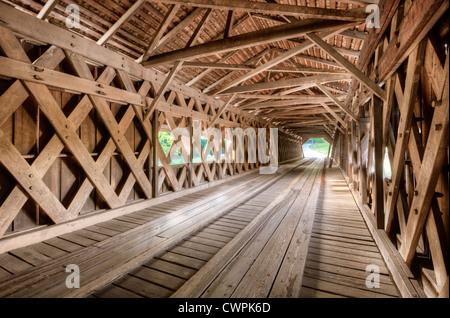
[
  {"x1": 0, "y1": 160, "x2": 309, "y2": 297},
  {"x1": 232, "y1": 161, "x2": 324, "y2": 298},
  {"x1": 172, "y1": 159, "x2": 321, "y2": 297},
  {"x1": 295, "y1": 167, "x2": 400, "y2": 298}
]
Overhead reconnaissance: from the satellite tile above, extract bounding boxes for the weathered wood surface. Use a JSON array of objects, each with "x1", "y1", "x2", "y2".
[
  {"x1": 299, "y1": 168, "x2": 399, "y2": 298},
  {"x1": 0, "y1": 159, "x2": 311, "y2": 297}
]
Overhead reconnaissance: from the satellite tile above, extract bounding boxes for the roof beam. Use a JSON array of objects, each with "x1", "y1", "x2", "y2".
[
  {"x1": 306, "y1": 32, "x2": 387, "y2": 101},
  {"x1": 97, "y1": 0, "x2": 147, "y2": 45},
  {"x1": 155, "y1": 7, "x2": 205, "y2": 51},
  {"x1": 184, "y1": 8, "x2": 212, "y2": 47},
  {"x1": 249, "y1": 12, "x2": 368, "y2": 41},
  {"x1": 240, "y1": 96, "x2": 343, "y2": 109},
  {"x1": 316, "y1": 83, "x2": 358, "y2": 122},
  {"x1": 181, "y1": 61, "x2": 347, "y2": 74},
  {"x1": 235, "y1": 93, "x2": 345, "y2": 101},
  {"x1": 148, "y1": 0, "x2": 367, "y2": 20},
  {"x1": 139, "y1": 4, "x2": 181, "y2": 62},
  {"x1": 143, "y1": 19, "x2": 353, "y2": 67},
  {"x1": 219, "y1": 73, "x2": 352, "y2": 95},
  {"x1": 339, "y1": 29, "x2": 368, "y2": 41},
  {"x1": 223, "y1": 10, "x2": 235, "y2": 39},
  {"x1": 36, "y1": 0, "x2": 59, "y2": 20},
  {"x1": 296, "y1": 54, "x2": 343, "y2": 68},
  {"x1": 209, "y1": 24, "x2": 355, "y2": 95},
  {"x1": 203, "y1": 47, "x2": 273, "y2": 93},
  {"x1": 186, "y1": 50, "x2": 238, "y2": 87},
  {"x1": 319, "y1": 102, "x2": 347, "y2": 128}
]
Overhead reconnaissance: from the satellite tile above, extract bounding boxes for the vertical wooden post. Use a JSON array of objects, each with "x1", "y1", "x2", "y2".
[
  {"x1": 351, "y1": 120, "x2": 358, "y2": 188},
  {"x1": 152, "y1": 110, "x2": 159, "y2": 198},
  {"x1": 347, "y1": 126, "x2": 352, "y2": 182},
  {"x1": 372, "y1": 96, "x2": 385, "y2": 229},
  {"x1": 188, "y1": 117, "x2": 194, "y2": 188},
  {"x1": 328, "y1": 132, "x2": 339, "y2": 168},
  {"x1": 358, "y1": 110, "x2": 367, "y2": 204}
]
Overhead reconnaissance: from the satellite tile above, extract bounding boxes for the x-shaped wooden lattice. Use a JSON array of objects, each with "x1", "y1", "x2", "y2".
[{"x1": 0, "y1": 28, "x2": 152, "y2": 236}]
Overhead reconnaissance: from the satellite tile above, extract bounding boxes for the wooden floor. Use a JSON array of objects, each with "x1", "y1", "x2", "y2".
[
  {"x1": 0, "y1": 158, "x2": 400, "y2": 298},
  {"x1": 299, "y1": 168, "x2": 399, "y2": 298}
]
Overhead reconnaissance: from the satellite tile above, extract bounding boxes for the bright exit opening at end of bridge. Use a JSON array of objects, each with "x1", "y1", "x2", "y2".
[{"x1": 302, "y1": 138, "x2": 330, "y2": 158}]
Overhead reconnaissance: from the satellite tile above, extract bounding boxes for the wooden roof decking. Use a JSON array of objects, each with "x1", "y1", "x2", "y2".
[{"x1": 2, "y1": 0, "x2": 371, "y2": 140}]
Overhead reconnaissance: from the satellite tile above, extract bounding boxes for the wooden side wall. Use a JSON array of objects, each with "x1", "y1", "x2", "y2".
[
  {"x1": 338, "y1": 0, "x2": 449, "y2": 298},
  {"x1": 0, "y1": 6, "x2": 301, "y2": 240}
]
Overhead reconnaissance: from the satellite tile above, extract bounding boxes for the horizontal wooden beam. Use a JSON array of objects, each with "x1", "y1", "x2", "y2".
[
  {"x1": 339, "y1": 29, "x2": 368, "y2": 40},
  {"x1": 140, "y1": 4, "x2": 181, "y2": 62},
  {"x1": 181, "y1": 61, "x2": 347, "y2": 74},
  {"x1": 306, "y1": 32, "x2": 387, "y2": 101},
  {"x1": 220, "y1": 73, "x2": 352, "y2": 94},
  {"x1": 148, "y1": 0, "x2": 367, "y2": 20},
  {"x1": 143, "y1": 19, "x2": 353, "y2": 66},
  {"x1": 236, "y1": 93, "x2": 345, "y2": 101},
  {"x1": 241, "y1": 96, "x2": 344, "y2": 109},
  {"x1": 0, "y1": 55, "x2": 248, "y2": 129},
  {"x1": 0, "y1": 3, "x2": 259, "y2": 124},
  {"x1": 210, "y1": 25, "x2": 355, "y2": 95}
]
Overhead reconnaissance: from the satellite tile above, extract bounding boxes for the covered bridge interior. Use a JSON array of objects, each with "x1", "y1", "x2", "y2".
[{"x1": 0, "y1": 0, "x2": 448, "y2": 299}]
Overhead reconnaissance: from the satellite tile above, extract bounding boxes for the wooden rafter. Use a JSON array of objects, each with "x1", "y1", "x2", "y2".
[
  {"x1": 143, "y1": 19, "x2": 353, "y2": 67},
  {"x1": 97, "y1": 0, "x2": 147, "y2": 45},
  {"x1": 316, "y1": 83, "x2": 358, "y2": 122},
  {"x1": 181, "y1": 61, "x2": 347, "y2": 74},
  {"x1": 210, "y1": 25, "x2": 354, "y2": 95},
  {"x1": 219, "y1": 73, "x2": 352, "y2": 95},
  {"x1": 156, "y1": 7, "x2": 205, "y2": 50},
  {"x1": 306, "y1": 32, "x2": 387, "y2": 101},
  {"x1": 147, "y1": 0, "x2": 368, "y2": 21},
  {"x1": 139, "y1": 4, "x2": 181, "y2": 62},
  {"x1": 36, "y1": 0, "x2": 59, "y2": 20}
]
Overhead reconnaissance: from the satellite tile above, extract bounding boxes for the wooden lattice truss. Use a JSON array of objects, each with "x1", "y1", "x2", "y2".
[
  {"x1": 343, "y1": 0, "x2": 449, "y2": 297},
  {"x1": 0, "y1": 5, "x2": 307, "y2": 240}
]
